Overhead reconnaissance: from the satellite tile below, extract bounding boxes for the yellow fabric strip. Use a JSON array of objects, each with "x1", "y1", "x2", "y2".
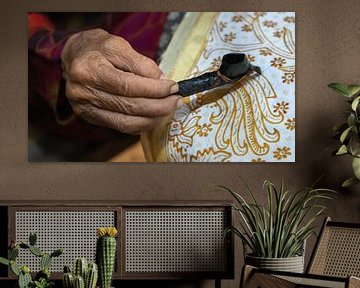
[{"x1": 141, "y1": 12, "x2": 218, "y2": 162}]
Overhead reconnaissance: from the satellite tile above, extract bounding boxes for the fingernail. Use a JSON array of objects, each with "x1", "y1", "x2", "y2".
[
  {"x1": 170, "y1": 83, "x2": 179, "y2": 94},
  {"x1": 176, "y1": 98, "x2": 184, "y2": 109}
]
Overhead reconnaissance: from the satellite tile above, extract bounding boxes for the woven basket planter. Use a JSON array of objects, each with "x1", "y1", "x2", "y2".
[{"x1": 245, "y1": 254, "x2": 305, "y2": 273}]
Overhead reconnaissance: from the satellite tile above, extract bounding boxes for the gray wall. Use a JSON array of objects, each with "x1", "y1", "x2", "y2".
[{"x1": 1, "y1": 0, "x2": 360, "y2": 287}]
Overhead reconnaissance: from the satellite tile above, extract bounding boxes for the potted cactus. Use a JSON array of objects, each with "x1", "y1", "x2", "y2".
[
  {"x1": 96, "y1": 227, "x2": 118, "y2": 288},
  {"x1": 62, "y1": 258, "x2": 98, "y2": 288},
  {"x1": 0, "y1": 232, "x2": 64, "y2": 288},
  {"x1": 62, "y1": 227, "x2": 117, "y2": 288},
  {"x1": 328, "y1": 83, "x2": 360, "y2": 187},
  {"x1": 221, "y1": 179, "x2": 335, "y2": 273}
]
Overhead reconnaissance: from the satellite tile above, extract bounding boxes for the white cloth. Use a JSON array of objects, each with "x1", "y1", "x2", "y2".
[{"x1": 165, "y1": 12, "x2": 296, "y2": 162}]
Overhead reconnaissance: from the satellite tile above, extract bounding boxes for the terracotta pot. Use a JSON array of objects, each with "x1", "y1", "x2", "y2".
[{"x1": 245, "y1": 254, "x2": 304, "y2": 273}]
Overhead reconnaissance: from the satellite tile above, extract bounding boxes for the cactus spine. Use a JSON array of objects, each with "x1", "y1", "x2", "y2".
[
  {"x1": 63, "y1": 260, "x2": 98, "y2": 288},
  {"x1": 85, "y1": 262, "x2": 98, "y2": 288},
  {"x1": 74, "y1": 258, "x2": 88, "y2": 279},
  {"x1": 18, "y1": 268, "x2": 32, "y2": 288},
  {"x1": 10, "y1": 260, "x2": 20, "y2": 276},
  {"x1": 41, "y1": 253, "x2": 52, "y2": 270},
  {"x1": 9, "y1": 247, "x2": 19, "y2": 260},
  {"x1": 63, "y1": 272, "x2": 74, "y2": 288},
  {"x1": 96, "y1": 227, "x2": 118, "y2": 288},
  {"x1": 73, "y1": 275, "x2": 85, "y2": 288}
]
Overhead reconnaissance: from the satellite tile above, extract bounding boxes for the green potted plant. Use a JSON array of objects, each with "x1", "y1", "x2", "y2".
[
  {"x1": 328, "y1": 83, "x2": 360, "y2": 187},
  {"x1": 0, "y1": 232, "x2": 64, "y2": 288},
  {"x1": 222, "y1": 179, "x2": 334, "y2": 273},
  {"x1": 62, "y1": 258, "x2": 98, "y2": 288},
  {"x1": 96, "y1": 227, "x2": 117, "y2": 288},
  {"x1": 61, "y1": 227, "x2": 117, "y2": 288}
]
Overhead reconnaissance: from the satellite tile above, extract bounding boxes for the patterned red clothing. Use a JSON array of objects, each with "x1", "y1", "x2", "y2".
[{"x1": 28, "y1": 13, "x2": 168, "y2": 139}]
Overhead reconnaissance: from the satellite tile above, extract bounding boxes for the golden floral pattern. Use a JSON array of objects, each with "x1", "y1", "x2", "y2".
[
  {"x1": 224, "y1": 32, "x2": 236, "y2": 42},
  {"x1": 271, "y1": 57, "x2": 286, "y2": 68},
  {"x1": 284, "y1": 16, "x2": 295, "y2": 23},
  {"x1": 211, "y1": 56, "x2": 222, "y2": 69},
  {"x1": 232, "y1": 15, "x2": 243, "y2": 22},
  {"x1": 252, "y1": 158, "x2": 266, "y2": 162},
  {"x1": 260, "y1": 49, "x2": 272, "y2": 56},
  {"x1": 189, "y1": 148, "x2": 231, "y2": 162},
  {"x1": 273, "y1": 147, "x2": 291, "y2": 160},
  {"x1": 285, "y1": 118, "x2": 296, "y2": 130},
  {"x1": 160, "y1": 12, "x2": 295, "y2": 162},
  {"x1": 273, "y1": 30, "x2": 283, "y2": 38},
  {"x1": 282, "y1": 72, "x2": 295, "y2": 84},
  {"x1": 273, "y1": 101, "x2": 289, "y2": 114},
  {"x1": 197, "y1": 123, "x2": 213, "y2": 137},
  {"x1": 263, "y1": 20, "x2": 277, "y2": 28},
  {"x1": 247, "y1": 54, "x2": 256, "y2": 62},
  {"x1": 219, "y1": 21, "x2": 227, "y2": 31},
  {"x1": 241, "y1": 24, "x2": 252, "y2": 32}
]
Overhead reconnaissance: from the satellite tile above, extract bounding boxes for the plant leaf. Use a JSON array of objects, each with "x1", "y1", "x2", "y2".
[
  {"x1": 342, "y1": 177, "x2": 360, "y2": 188},
  {"x1": 336, "y1": 145, "x2": 348, "y2": 155},
  {"x1": 348, "y1": 85, "x2": 360, "y2": 97},
  {"x1": 10, "y1": 261, "x2": 20, "y2": 276},
  {"x1": 352, "y1": 157, "x2": 360, "y2": 179},
  {"x1": 223, "y1": 179, "x2": 334, "y2": 258},
  {"x1": 328, "y1": 83, "x2": 351, "y2": 97},
  {"x1": 0, "y1": 257, "x2": 9, "y2": 266},
  {"x1": 347, "y1": 135, "x2": 360, "y2": 157},
  {"x1": 351, "y1": 96, "x2": 360, "y2": 111},
  {"x1": 340, "y1": 126, "x2": 352, "y2": 143},
  {"x1": 347, "y1": 114, "x2": 356, "y2": 127}
]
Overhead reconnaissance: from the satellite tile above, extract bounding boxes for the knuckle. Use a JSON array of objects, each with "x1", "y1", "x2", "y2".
[
  {"x1": 87, "y1": 55, "x2": 106, "y2": 86},
  {"x1": 150, "y1": 103, "x2": 168, "y2": 117},
  {"x1": 141, "y1": 57, "x2": 158, "y2": 74},
  {"x1": 71, "y1": 102, "x2": 84, "y2": 117},
  {"x1": 81, "y1": 28, "x2": 108, "y2": 42},
  {"x1": 68, "y1": 58, "x2": 87, "y2": 80},
  {"x1": 128, "y1": 56, "x2": 159, "y2": 78},
  {"x1": 70, "y1": 54, "x2": 105, "y2": 86},
  {"x1": 111, "y1": 114, "x2": 127, "y2": 133},
  {"x1": 87, "y1": 88, "x2": 103, "y2": 106},
  {"x1": 102, "y1": 35, "x2": 127, "y2": 52},
  {"x1": 127, "y1": 57, "x2": 141, "y2": 73},
  {"x1": 101, "y1": 37, "x2": 115, "y2": 52},
  {"x1": 106, "y1": 96, "x2": 138, "y2": 116},
  {"x1": 76, "y1": 104, "x2": 93, "y2": 120},
  {"x1": 118, "y1": 98, "x2": 137, "y2": 115},
  {"x1": 96, "y1": 56, "x2": 109, "y2": 70},
  {"x1": 65, "y1": 82, "x2": 78, "y2": 99},
  {"x1": 66, "y1": 83, "x2": 89, "y2": 103},
  {"x1": 154, "y1": 97, "x2": 178, "y2": 116},
  {"x1": 117, "y1": 74, "x2": 131, "y2": 96},
  {"x1": 91, "y1": 28, "x2": 108, "y2": 36}
]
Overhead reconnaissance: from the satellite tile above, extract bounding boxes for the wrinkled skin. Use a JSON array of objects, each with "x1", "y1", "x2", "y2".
[{"x1": 61, "y1": 28, "x2": 181, "y2": 134}]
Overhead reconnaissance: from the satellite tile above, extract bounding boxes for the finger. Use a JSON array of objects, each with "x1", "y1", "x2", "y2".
[
  {"x1": 69, "y1": 55, "x2": 179, "y2": 98},
  {"x1": 72, "y1": 103, "x2": 163, "y2": 134},
  {"x1": 100, "y1": 68, "x2": 179, "y2": 98},
  {"x1": 67, "y1": 82, "x2": 183, "y2": 117},
  {"x1": 102, "y1": 36, "x2": 163, "y2": 79}
]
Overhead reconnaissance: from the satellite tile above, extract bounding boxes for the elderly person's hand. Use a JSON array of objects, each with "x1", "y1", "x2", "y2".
[{"x1": 61, "y1": 28, "x2": 181, "y2": 134}]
